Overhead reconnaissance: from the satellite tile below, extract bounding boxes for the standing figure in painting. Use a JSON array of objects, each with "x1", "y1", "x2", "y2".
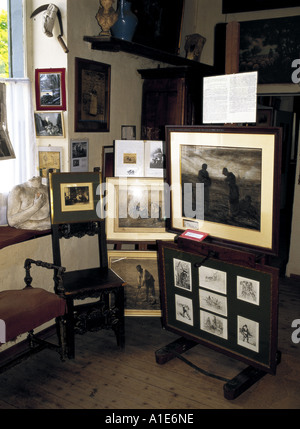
[
  {"x1": 198, "y1": 163, "x2": 212, "y2": 213},
  {"x1": 222, "y1": 167, "x2": 239, "y2": 217},
  {"x1": 96, "y1": 0, "x2": 118, "y2": 38},
  {"x1": 136, "y1": 265, "x2": 156, "y2": 304}
]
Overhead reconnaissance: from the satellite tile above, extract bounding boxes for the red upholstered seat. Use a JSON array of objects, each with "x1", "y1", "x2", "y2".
[{"x1": 0, "y1": 288, "x2": 66, "y2": 343}]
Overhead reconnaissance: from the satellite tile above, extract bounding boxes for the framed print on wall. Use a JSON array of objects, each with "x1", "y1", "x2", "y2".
[
  {"x1": 34, "y1": 111, "x2": 65, "y2": 137},
  {"x1": 108, "y1": 250, "x2": 161, "y2": 316},
  {"x1": 70, "y1": 138, "x2": 89, "y2": 172},
  {"x1": 49, "y1": 171, "x2": 101, "y2": 224},
  {"x1": 75, "y1": 57, "x2": 111, "y2": 132},
  {"x1": 35, "y1": 68, "x2": 66, "y2": 111},
  {"x1": 38, "y1": 146, "x2": 62, "y2": 178},
  {"x1": 166, "y1": 125, "x2": 282, "y2": 255}
]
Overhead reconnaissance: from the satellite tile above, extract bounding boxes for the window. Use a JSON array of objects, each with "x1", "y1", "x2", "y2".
[{"x1": 0, "y1": 0, "x2": 35, "y2": 225}]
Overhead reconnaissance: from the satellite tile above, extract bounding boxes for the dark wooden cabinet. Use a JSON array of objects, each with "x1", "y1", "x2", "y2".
[{"x1": 138, "y1": 66, "x2": 214, "y2": 140}]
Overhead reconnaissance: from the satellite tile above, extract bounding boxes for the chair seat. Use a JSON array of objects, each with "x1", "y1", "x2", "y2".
[
  {"x1": 0, "y1": 288, "x2": 66, "y2": 343},
  {"x1": 62, "y1": 267, "x2": 125, "y2": 298}
]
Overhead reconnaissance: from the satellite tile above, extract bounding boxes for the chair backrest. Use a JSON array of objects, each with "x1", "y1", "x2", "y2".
[{"x1": 48, "y1": 170, "x2": 107, "y2": 271}]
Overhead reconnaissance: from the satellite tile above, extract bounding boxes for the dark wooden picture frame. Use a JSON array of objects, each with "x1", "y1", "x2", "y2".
[
  {"x1": 239, "y1": 16, "x2": 300, "y2": 84},
  {"x1": 165, "y1": 125, "x2": 282, "y2": 255},
  {"x1": 49, "y1": 171, "x2": 102, "y2": 224},
  {"x1": 222, "y1": 0, "x2": 300, "y2": 13},
  {"x1": 158, "y1": 240, "x2": 279, "y2": 374},
  {"x1": 130, "y1": 0, "x2": 185, "y2": 54},
  {"x1": 35, "y1": 68, "x2": 66, "y2": 111},
  {"x1": 75, "y1": 58, "x2": 111, "y2": 132}
]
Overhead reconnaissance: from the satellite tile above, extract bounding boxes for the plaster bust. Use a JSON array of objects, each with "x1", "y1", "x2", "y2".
[
  {"x1": 96, "y1": 0, "x2": 118, "y2": 37},
  {"x1": 7, "y1": 176, "x2": 51, "y2": 231}
]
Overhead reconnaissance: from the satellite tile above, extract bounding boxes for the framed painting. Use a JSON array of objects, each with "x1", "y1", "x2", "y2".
[
  {"x1": 223, "y1": 1, "x2": 300, "y2": 13},
  {"x1": 158, "y1": 240, "x2": 279, "y2": 374},
  {"x1": 35, "y1": 68, "x2": 66, "y2": 111},
  {"x1": 34, "y1": 111, "x2": 64, "y2": 137},
  {"x1": 49, "y1": 171, "x2": 102, "y2": 224},
  {"x1": 0, "y1": 127, "x2": 15, "y2": 161},
  {"x1": 75, "y1": 57, "x2": 111, "y2": 132},
  {"x1": 108, "y1": 250, "x2": 161, "y2": 316},
  {"x1": 38, "y1": 146, "x2": 62, "y2": 178},
  {"x1": 239, "y1": 15, "x2": 300, "y2": 84},
  {"x1": 165, "y1": 125, "x2": 282, "y2": 255},
  {"x1": 105, "y1": 177, "x2": 175, "y2": 241},
  {"x1": 130, "y1": 0, "x2": 185, "y2": 54}
]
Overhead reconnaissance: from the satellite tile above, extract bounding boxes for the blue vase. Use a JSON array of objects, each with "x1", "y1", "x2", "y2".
[{"x1": 111, "y1": 0, "x2": 138, "y2": 42}]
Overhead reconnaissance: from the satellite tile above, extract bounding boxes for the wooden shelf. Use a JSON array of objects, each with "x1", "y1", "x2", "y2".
[{"x1": 83, "y1": 36, "x2": 214, "y2": 73}]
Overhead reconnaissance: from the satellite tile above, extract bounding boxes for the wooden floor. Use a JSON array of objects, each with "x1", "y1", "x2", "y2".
[{"x1": 0, "y1": 276, "x2": 299, "y2": 410}]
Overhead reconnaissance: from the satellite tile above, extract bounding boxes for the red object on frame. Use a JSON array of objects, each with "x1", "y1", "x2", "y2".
[{"x1": 179, "y1": 229, "x2": 209, "y2": 242}]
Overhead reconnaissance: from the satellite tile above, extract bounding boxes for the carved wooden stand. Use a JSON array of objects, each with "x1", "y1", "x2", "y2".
[{"x1": 155, "y1": 337, "x2": 281, "y2": 400}]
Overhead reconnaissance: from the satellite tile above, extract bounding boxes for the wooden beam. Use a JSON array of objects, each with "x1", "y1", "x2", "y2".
[{"x1": 225, "y1": 22, "x2": 240, "y2": 74}]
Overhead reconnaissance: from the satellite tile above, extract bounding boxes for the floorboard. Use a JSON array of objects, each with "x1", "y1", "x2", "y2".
[{"x1": 0, "y1": 277, "x2": 299, "y2": 410}]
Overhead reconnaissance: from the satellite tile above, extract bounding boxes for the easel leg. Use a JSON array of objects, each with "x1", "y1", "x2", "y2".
[
  {"x1": 223, "y1": 351, "x2": 281, "y2": 400},
  {"x1": 155, "y1": 337, "x2": 198, "y2": 365}
]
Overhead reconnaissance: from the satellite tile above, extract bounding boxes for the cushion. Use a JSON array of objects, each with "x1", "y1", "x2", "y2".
[{"x1": 0, "y1": 288, "x2": 66, "y2": 343}]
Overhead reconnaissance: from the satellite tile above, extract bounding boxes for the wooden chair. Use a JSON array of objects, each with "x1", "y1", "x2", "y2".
[
  {"x1": 0, "y1": 259, "x2": 67, "y2": 371},
  {"x1": 48, "y1": 171, "x2": 125, "y2": 359}
]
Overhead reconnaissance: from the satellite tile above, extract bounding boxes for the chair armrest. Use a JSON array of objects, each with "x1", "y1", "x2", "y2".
[{"x1": 24, "y1": 258, "x2": 66, "y2": 296}]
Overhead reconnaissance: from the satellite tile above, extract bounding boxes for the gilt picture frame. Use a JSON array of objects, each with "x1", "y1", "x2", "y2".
[
  {"x1": 49, "y1": 171, "x2": 101, "y2": 224},
  {"x1": 105, "y1": 177, "x2": 175, "y2": 241},
  {"x1": 165, "y1": 125, "x2": 282, "y2": 255},
  {"x1": 108, "y1": 250, "x2": 161, "y2": 316}
]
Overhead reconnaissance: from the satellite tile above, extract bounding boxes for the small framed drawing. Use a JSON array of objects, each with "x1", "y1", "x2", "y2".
[
  {"x1": 34, "y1": 111, "x2": 64, "y2": 137},
  {"x1": 165, "y1": 125, "x2": 282, "y2": 255},
  {"x1": 0, "y1": 127, "x2": 15, "y2": 161},
  {"x1": 70, "y1": 139, "x2": 89, "y2": 172},
  {"x1": 38, "y1": 146, "x2": 62, "y2": 178},
  {"x1": 114, "y1": 140, "x2": 144, "y2": 177},
  {"x1": 35, "y1": 68, "x2": 66, "y2": 111},
  {"x1": 107, "y1": 250, "x2": 161, "y2": 316},
  {"x1": 75, "y1": 57, "x2": 111, "y2": 132},
  {"x1": 105, "y1": 177, "x2": 175, "y2": 241},
  {"x1": 144, "y1": 140, "x2": 166, "y2": 178},
  {"x1": 49, "y1": 171, "x2": 101, "y2": 224}
]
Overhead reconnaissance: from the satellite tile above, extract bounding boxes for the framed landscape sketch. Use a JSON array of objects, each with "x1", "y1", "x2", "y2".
[
  {"x1": 105, "y1": 177, "x2": 175, "y2": 241},
  {"x1": 75, "y1": 57, "x2": 111, "y2": 132},
  {"x1": 108, "y1": 250, "x2": 161, "y2": 316},
  {"x1": 165, "y1": 125, "x2": 282, "y2": 255},
  {"x1": 35, "y1": 68, "x2": 66, "y2": 111},
  {"x1": 49, "y1": 171, "x2": 101, "y2": 224},
  {"x1": 158, "y1": 240, "x2": 279, "y2": 374},
  {"x1": 239, "y1": 16, "x2": 300, "y2": 84}
]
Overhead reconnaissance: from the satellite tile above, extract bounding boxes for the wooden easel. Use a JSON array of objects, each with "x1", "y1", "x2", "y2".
[{"x1": 155, "y1": 23, "x2": 281, "y2": 400}]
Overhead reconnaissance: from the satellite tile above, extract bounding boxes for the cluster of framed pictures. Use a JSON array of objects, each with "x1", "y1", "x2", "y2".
[
  {"x1": 34, "y1": 68, "x2": 66, "y2": 138},
  {"x1": 158, "y1": 241, "x2": 279, "y2": 374}
]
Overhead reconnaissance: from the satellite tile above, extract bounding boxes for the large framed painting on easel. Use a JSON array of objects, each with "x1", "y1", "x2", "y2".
[{"x1": 165, "y1": 125, "x2": 282, "y2": 255}]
